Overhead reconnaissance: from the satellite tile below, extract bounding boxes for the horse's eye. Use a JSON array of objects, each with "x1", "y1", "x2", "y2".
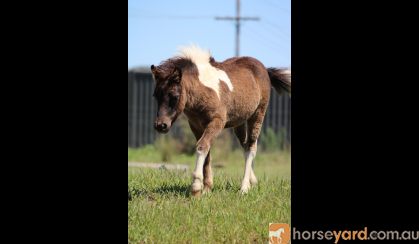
[
  {"x1": 169, "y1": 94, "x2": 178, "y2": 100},
  {"x1": 169, "y1": 94, "x2": 179, "y2": 107}
]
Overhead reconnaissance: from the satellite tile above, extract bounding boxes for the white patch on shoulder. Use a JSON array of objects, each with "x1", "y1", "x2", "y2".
[{"x1": 177, "y1": 45, "x2": 233, "y2": 99}]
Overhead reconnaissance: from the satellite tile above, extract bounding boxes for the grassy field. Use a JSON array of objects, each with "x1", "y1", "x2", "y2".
[{"x1": 128, "y1": 146, "x2": 291, "y2": 243}]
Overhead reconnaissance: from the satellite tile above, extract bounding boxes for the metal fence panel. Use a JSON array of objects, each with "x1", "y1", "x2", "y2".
[{"x1": 128, "y1": 71, "x2": 291, "y2": 148}]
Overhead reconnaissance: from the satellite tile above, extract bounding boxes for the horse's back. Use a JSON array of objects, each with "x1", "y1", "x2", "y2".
[
  {"x1": 219, "y1": 57, "x2": 271, "y2": 127},
  {"x1": 222, "y1": 56, "x2": 271, "y2": 93}
]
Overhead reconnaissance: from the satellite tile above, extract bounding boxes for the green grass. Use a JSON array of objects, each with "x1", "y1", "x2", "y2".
[
  {"x1": 128, "y1": 145, "x2": 290, "y2": 179},
  {"x1": 128, "y1": 146, "x2": 291, "y2": 243},
  {"x1": 128, "y1": 145, "x2": 196, "y2": 166}
]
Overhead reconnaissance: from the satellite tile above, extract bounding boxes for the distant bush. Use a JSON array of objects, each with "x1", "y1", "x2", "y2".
[
  {"x1": 176, "y1": 116, "x2": 196, "y2": 155},
  {"x1": 153, "y1": 116, "x2": 289, "y2": 161},
  {"x1": 211, "y1": 129, "x2": 234, "y2": 164},
  {"x1": 260, "y1": 127, "x2": 288, "y2": 152},
  {"x1": 153, "y1": 115, "x2": 197, "y2": 161},
  {"x1": 154, "y1": 135, "x2": 179, "y2": 162}
]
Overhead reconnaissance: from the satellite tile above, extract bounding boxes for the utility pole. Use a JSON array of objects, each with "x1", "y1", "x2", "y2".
[{"x1": 215, "y1": 0, "x2": 259, "y2": 57}]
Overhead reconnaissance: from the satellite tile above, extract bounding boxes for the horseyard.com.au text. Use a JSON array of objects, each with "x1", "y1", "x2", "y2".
[{"x1": 292, "y1": 227, "x2": 419, "y2": 243}]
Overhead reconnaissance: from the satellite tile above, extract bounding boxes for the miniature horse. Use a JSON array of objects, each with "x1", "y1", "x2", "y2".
[{"x1": 151, "y1": 45, "x2": 291, "y2": 196}]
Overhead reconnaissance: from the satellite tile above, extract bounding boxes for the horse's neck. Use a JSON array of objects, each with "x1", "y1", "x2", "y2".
[{"x1": 183, "y1": 80, "x2": 206, "y2": 111}]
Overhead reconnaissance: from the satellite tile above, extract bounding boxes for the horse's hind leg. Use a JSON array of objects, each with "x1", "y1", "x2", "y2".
[
  {"x1": 234, "y1": 124, "x2": 258, "y2": 186},
  {"x1": 234, "y1": 123, "x2": 247, "y2": 148},
  {"x1": 240, "y1": 105, "x2": 267, "y2": 193}
]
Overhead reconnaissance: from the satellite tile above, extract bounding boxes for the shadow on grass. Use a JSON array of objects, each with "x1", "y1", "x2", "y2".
[
  {"x1": 129, "y1": 184, "x2": 190, "y2": 200},
  {"x1": 152, "y1": 184, "x2": 190, "y2": 197},
  {"x1": 128, "y1": 178, "x2": 250, "y2": 201}
]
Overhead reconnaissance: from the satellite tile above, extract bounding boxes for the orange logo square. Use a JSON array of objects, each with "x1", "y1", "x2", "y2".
[{"x1": 269, "y1": 223, "x2": 290, "y2": 244}]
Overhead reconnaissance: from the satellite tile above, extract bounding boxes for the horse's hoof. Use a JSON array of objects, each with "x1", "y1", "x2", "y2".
[
  {"x1": 240, "y1": 182, "x2": 250, "y2": 194},
  {"x1": 240, "y1": 185, "x2": 250, "y2": 194},
  {"x1": 250, "y1": 172, "x2": 258, "y2": 185},
  {"x1": 250, "y1": 177, "x2": 258, "y2": 185},
  {"x1": 191, "y1": 181, "x2": 203, "y2": 197},
  {"x1": 191, "y1": 189, "x2": 202, "y2": 197},
  {"x1": 202, "y1": 186, "x2": 212, "y2": 194}
]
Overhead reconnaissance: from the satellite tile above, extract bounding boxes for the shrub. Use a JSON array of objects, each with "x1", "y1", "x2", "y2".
[
  {"x1": 154, "y1": 135, "x2": 179, "y2": 162},
  {"x1": 260, "y1": 127, "x2": 285, "y2": 152}
]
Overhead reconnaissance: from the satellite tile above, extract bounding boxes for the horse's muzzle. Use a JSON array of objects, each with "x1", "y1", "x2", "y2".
[{"x1": 154, "y1": 120, "x2": 170, "y2": 134}]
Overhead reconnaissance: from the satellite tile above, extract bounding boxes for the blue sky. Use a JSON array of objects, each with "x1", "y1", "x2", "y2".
[{"x1": 128, "y1": 0, "x2": 290, "y2": 69}]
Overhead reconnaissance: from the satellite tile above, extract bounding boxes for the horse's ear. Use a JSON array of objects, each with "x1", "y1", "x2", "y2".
[{"x1": 151, "y1": 65, "x2": 159, "y2": 83}]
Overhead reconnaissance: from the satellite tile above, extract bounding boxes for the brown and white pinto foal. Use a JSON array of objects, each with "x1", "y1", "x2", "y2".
[{"x1": 151, "y1": 45, "x2": 291, "y2": 196}]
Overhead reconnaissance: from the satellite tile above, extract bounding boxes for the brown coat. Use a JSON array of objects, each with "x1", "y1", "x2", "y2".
[{"x1": 151, "y1": 46, "x2": 290, "y2": 196}]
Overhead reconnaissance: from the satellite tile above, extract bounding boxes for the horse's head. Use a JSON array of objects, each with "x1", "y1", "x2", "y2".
[{"x1": 151, "y1": 63, "x2": 185, "y2": 133}]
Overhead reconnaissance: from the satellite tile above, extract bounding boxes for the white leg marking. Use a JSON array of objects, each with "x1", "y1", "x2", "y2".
[
  {"x1": 250, "y1": 162, "x2": 258, "y2": 185},
  {"x1": 192, "y1": 150, "x2": 207, "y2": 192},
  {"x1": 241, "y1": 150, "x2": 256, "y2": 193}
]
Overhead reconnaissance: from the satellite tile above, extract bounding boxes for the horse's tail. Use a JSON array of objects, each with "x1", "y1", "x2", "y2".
[{"x1": 267, "y1": 68, "x2": 291, "y2": 94}]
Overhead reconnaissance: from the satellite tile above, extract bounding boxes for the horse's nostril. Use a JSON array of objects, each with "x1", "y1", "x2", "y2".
[{"x1": 155, "y1": 122, "x2": 168, "y2": 131}]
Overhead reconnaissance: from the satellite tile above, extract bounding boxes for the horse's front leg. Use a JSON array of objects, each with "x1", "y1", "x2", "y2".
[{"x1": 191, "y1": 118, "x2": 224, "y2": 197}]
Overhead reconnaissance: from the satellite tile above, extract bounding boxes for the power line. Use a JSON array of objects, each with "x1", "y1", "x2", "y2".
[
  {"x1": 215, "y1": 0, "x2": 260, "y2": 56},
  {"x1": 129, "y1": 14, "x2": 213, "y2": 19},
  {"x1": 261, "y1": 0, "x2": 291, "y2": 15},
  {"x1": 260, "y1": 21, "x2": 291, "y2": 42},
  {"x1": 243, "y1": 24, "x2": 286, "y2": 51}
]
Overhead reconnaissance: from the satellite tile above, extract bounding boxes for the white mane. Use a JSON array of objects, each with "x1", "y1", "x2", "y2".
[{"x1": 177, "y1": 45, "x2": 233, "y2": 99}]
